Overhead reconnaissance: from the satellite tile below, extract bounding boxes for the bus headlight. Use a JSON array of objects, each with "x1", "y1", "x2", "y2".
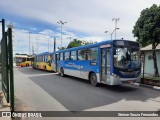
[
  {"x1": 136, "y1": 71, "x2": 140, "y2": 77},
  {"x1": 112, "y1": 73, "x2": 120, "y2": 78}
]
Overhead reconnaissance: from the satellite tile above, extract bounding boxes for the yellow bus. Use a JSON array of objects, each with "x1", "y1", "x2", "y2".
[
  {"x1": 32, "y1": 52, "x2": 53, "y2": 71},
  {"x1": 15, "y1": 55, "x2": 33, "y2": 67},
  {"x1": 19, "y1": 57, "x2": 33, "y2": 67}
]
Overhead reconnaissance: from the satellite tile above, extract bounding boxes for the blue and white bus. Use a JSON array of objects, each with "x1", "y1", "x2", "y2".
[{"x1": 52, "y1": 40, "x2": 141, "y2": 86}]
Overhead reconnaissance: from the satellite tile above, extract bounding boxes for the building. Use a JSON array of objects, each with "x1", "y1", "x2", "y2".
[{"x1": 141, "y1": 44, "x2": 160, "y2": 77}]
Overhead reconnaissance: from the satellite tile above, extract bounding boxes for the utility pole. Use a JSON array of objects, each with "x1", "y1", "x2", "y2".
[
  {"x1": 112, "y1": 18, "x2": 120, "y2": 40},
  {"x1": 28, "y1": 32, "x2": 32, "y2": 56},
  {"x1": 48, "y1": 37, "x2": 49, "y2": 52},
  {"x1": 54, "y1": 37, "x2": 56, "y2": 52},
  {"x1": 32, "y1": 45, "x2": 34, "y2": 55},
  {"x1": 36, "y1": 39, "x2": 38, "y2": 54},
  {"x1": 0, "y1": 19, "x2": 5, "y2": 37},
  {"x1": 57, "y1": 20, "x2": 67, "y2": 48}
]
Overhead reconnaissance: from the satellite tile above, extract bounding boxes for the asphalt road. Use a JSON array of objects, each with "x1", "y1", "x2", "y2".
[{"x1": 13, "y1": 67, "x2": 160, "y2": 119}]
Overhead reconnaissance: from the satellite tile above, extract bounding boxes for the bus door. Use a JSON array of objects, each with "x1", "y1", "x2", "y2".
[
  {"x1": 100, "y1": 48, "x2": 110, "y2": 83},
  {"x1": 55, "y1": 54, "x2": 59, "y2": 72}
]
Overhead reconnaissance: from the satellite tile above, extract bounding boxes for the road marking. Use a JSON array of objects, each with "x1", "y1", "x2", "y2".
[
  {"x1": 153, "y1": 86, "x2": 160, "y2": 90},
  {"x1": 132, "y1": 83, "x2": 140, "y2": 86},
  {"x1": 28, "y1": 73, "x2": 59, "y2": 77}
]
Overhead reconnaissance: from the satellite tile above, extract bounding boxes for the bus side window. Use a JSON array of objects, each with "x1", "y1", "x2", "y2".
[
  {"x1": 64, "y1": 52, "x2": 69, "y2": 60},
  {"x1": 50, "y1": 54, "x2": 52, "y2": 60},
  {"x1": 44, "y1": 55, "x2": 46, "y2": 62},
  {"x1": 86, "y1": 47, "x2": 98, "y2": 60},
  {"x1": 41, "y1": 56, "x2": 43, "y2": 62},
  {"x1": 60, "y1": 53, "x2": 64, "y2": 60},
  {"x1": 52, "y1": 54, "x2": 55, "y2": 61},
  {"x1": 71, "y1": 51, "x2": 77, "y2": 60},
  {"x1": 38, "y1": 56, "x2": 40, "y2": 62},
  {"x1": 78, "y1": 49, "x2": 86, "y2": 60},
  {"x1": 43, "y1": 55, "x2": 45, "y2": 62},
  {"x1": 40, "y1": 56, "x2": 42, "y2": 62},
  {"x1": 50, "y1": 54, "x2": 52, "y2": 63}
]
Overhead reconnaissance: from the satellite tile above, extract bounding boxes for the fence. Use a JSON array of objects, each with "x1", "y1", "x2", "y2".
[{"x1": 0, "y1": 19, "x2": 14, "y2": 112}]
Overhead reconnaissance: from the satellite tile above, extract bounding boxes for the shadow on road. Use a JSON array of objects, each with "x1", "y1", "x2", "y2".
[
  {"x1": 16, "y1": 67, "x2": 54, "y2": 75},
  {"x1": 29, "y1": 73, "x2": 160, "y2": 111}
]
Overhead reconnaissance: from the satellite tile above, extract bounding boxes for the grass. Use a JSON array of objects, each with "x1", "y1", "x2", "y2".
[
  {"x1": 141, "y1": 73, "x2": 160, "y2": 81},
  {"x1": 144, "y1": 76, "x2": 160, "y2": 81}
]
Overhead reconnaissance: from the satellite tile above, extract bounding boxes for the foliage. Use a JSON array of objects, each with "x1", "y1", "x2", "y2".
[
  {"x1": 58, "y1": 46, "x2": 66, "y2": 50},
  {"x1": 67, "y1": 39, "x2": 82, "y2": 48},
  {"x1": 67, "y1": 39, "x2": 97, "y2": 48},
  {"x1": 132, "y1": 4, "x2": 160, "y2": 77},
  {"x1": 132, "y1": 4, "x2": 160, "y2": 47}
]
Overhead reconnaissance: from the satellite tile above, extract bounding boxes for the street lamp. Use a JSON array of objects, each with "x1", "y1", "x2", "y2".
[
  {"x1": 67, "y1": 37, "x2": 72, "y2": 43},
  {"x1": 112, "y1": 18, "x2": 120, "y2": 39},
  {"x1": 57, "y1": 20, "x2": 67, "y2": 48},
  {"x1": 105, "y1": 31, "x2": 112, "y2": 40},
  {"x1": 105, "y1": 28, "x2": 119, "y2": 40}
]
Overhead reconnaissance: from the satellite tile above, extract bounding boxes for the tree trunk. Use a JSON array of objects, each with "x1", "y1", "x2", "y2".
[{"x1": 152, "y1": 43, "x2": 159, "y2": 77}]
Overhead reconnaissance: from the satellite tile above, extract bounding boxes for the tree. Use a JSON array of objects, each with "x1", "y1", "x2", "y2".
[
  {"x1": 132, "y1": 4, "x2": 160, "y2": 77},
  {"x1": 67, "y1": 39, "x2": 82, "y2": 48},
  {"x1": 58, "y1": 46, "x2": 66, "y2": 50},
  {"x1": 67, "y1": 39, "x2": 97, "y2": 48}
]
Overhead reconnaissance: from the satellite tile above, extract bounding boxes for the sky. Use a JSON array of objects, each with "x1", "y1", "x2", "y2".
[{"x1": 0, "y1": 0, "x2": 160, "y2": 55}]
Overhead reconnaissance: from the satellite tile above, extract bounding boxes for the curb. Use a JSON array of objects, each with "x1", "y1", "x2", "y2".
[
  {"x1": 132, "y1": 83, "x2": 160, "y2": 91},
  {"x1": 0, "y1": 91, "x2": 10, "y2": 108},
  {"x1": 0, "y1": 91, "x2": 11, "y2": 120}
]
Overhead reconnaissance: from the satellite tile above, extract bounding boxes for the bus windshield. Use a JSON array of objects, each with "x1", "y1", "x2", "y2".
[
  {"x1": 22, "y1": 58, "x2": 26, "y2": 62},
  {"x1": 114, "y1": 46, "x2": 140, "y2": 70},
  {"x1": 16, "y1": 58, "x2": 22, "y2": 63}
]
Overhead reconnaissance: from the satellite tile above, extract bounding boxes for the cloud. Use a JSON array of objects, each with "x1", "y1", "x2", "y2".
[
  {"x1": 0, "y1": 0, "x2": 160, "y2": 54},
  {"x1": 1, "y1": 0, "x2": 160, "y2": 37},
  {"x1": 13, "y1": 28, "x2": 58, "y2": 54}
]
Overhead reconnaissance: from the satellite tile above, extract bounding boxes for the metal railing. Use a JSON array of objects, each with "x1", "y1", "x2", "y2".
[{"x1": 0, "y1": 19, "x2": 14, "y2": 112}]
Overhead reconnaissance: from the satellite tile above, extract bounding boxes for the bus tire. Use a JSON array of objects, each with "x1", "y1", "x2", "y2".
[
  {"x1": 44, "y1": 66, "x2": 46, "y2": 71},
  {"x1": 26, "y1": 64, "x2": 29, "y2": 67},
  {"x1": 90, "y1": 73, "x2": 98, "y2": 86},
  {"x1": 60, "y1": 68, "x2": 65, "y2": 77}
]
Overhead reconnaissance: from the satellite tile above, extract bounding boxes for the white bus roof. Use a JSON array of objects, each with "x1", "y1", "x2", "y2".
[{"x1": 15, "y1": 55, "x2": 28, "y2": 58}]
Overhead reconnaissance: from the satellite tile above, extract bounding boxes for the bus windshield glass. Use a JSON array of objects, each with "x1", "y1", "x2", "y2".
[
  {"x1": 114, "y1": 46, "x2": 140, "y2": 70},
  {"x1": 20, "y1": 58, "x2": 26, "y2": 62}
]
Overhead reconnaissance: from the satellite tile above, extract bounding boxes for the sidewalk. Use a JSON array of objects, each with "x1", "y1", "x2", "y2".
[
  {"x1": 0, "y1": 73, "x2": 11, "y2": 119},
  {"x1": 0, "y1": 91, "x2": 11, "y2": 120},
  {"x1": 132, "y1": 82, "x2": 160, "y2": 91}
]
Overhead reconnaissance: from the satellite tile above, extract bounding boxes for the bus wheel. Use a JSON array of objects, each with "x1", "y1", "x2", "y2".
[
  {"x1": 44, "y1": 66, "x2": 46, "y2": 71},
  {"x1": 60, "y1": 68, "x2": 65, "y2": 77},
  {"x1": 90, "y1": 73, "x2": 98, "y2": 86}
]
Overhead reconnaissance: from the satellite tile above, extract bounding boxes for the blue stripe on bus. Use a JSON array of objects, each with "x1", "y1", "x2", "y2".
[
  {"x1": 54, "y1": 40, "x2": 113, "y2": 53},
  {"x1": 113, "y1": 68, "x2": 141, "y2": 78},
  {"x1": 59, "y1": 60, "x2": 100, "y2": 73}
]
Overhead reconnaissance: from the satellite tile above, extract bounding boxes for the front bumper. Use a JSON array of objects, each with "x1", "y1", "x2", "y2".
[{"x1": 109, "y1": 75, "x2": 141, "y2": 85}]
